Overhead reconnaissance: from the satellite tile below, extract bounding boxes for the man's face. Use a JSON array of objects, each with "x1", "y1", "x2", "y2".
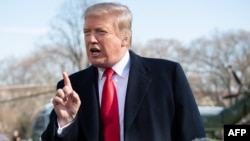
[{"x1": 83, "y1": 15, "x2": 129, "y2": 68}]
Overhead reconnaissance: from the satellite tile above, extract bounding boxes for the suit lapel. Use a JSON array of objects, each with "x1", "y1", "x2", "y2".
[{"x1": 124, "y1": 51, "x2": 152, "y2": 135}]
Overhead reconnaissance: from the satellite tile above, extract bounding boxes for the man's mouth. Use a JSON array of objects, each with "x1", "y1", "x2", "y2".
[{"x1": 90, "y1": 48, "x2": 101, "y2": 56}]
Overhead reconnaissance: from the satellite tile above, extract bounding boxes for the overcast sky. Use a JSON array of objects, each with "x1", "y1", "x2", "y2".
[{"x1": 1, "y1": 0, "x2": 250, "y2": 60}]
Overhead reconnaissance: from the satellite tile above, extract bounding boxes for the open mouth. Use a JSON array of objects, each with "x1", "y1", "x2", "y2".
[{"x1": 90, "y1": 48, "x2": 101, "y2": 56}]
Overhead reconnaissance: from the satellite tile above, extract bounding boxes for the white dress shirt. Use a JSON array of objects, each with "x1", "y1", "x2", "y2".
[
  {"x1": 98, "y1": 50, "x2": 130, "y2": 141},
  {"x1": 58, "y1": 50, "x2": 130, "y2": 141}
]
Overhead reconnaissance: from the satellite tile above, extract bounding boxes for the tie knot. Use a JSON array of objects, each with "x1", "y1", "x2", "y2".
[{"x1": 105, "y1": 68, "x2": 115, "y2": 78}]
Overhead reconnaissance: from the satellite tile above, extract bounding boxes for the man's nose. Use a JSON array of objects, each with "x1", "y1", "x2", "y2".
[{"x1": 86, "y1": 32, "x2": 98, "y2": 43}]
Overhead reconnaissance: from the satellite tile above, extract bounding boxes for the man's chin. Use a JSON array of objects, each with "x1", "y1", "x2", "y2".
[{"x1": 90, "y1": 61, "x2": 111, "y2": 68}]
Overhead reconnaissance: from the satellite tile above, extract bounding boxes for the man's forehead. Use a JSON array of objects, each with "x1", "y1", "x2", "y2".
[{"x1": 84, "y1": 16, "x2": 116, "y2": 28}]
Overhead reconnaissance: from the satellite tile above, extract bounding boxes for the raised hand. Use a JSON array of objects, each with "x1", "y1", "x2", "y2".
[{"x1": 52, "y1": 72, "x2": 81, "y2": 127}]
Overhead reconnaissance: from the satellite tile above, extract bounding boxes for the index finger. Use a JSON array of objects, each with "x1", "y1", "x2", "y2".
[{"x1": 63, "y1": 72, "x2": 72, "y2": 88}]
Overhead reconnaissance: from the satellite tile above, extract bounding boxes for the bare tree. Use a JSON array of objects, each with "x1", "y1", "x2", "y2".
[
  {"x1": 137, "y1": 38, "x2": 195, "y2": 76},
  {"x1": 0, "y1": 44, "x2": 85, "y2": 85},
  {"x1": 139, "y1": 39, "x2": 186, "y2": 60},
  {"x1": 188, "y1": 30, "x2": 250, "y2": 106},
  {"x1": 231, "y1": 30, "x2": 250, "y2": 88},
  {"x1": 44, "y1": 0, "x2": 97, "y2": 71}
]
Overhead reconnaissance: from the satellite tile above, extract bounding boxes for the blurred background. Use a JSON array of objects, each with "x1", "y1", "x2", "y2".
[{"x1": 0, "y1": 0, "x2": 250, "y2": 140}]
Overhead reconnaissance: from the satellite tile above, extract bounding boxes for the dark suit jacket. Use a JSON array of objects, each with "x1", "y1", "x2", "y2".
[{"x1": 42, "y1": 50, "x2": 205, "y2": 141}]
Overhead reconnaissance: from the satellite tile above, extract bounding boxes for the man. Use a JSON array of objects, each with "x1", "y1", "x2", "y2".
[{"x1": 42, "y1": 2, "x2": 206, "y2": 141}]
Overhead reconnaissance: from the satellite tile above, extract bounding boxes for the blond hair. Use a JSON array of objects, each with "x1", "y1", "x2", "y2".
[{"x1": 84, "y1": 2, "x2": 132, "y2": 44}]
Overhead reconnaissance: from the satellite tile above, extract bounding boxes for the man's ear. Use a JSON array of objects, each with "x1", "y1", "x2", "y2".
[{"x1": 121, "y1": 36, "x2": 130, "y2": 47}]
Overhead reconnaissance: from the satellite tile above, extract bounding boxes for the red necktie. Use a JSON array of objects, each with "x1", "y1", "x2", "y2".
[{"x1": 101, "y1": 68, "x2": 120, "y2": 141}]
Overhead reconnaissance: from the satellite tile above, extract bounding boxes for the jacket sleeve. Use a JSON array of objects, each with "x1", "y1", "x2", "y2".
[
  {"x1": 41, "y1": 110, "x2": 59, "y2": 141},
  {"x1": 171, "y1": 63, "x2": 206, "y2": 141},
  {"x1": 41, "y1": 109, "x2": 80, "y2": 141}
]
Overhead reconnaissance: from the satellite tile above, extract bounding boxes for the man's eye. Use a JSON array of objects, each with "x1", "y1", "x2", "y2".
[
  {"x1": 97, "y1": 30, "x2": 107, "y2": 34},
  {"x1": 84, "y1": 31, "x2": 90, "y2": 35}
]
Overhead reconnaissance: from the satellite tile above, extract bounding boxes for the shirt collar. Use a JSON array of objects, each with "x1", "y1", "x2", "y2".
[{"x1": 98, "y1": 50, "x2": 130, "y2": 79}]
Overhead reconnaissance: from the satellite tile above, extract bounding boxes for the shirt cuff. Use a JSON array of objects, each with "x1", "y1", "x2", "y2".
[{"x1": 57, "y1": 120, "x2": 74, "y2": 135}]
